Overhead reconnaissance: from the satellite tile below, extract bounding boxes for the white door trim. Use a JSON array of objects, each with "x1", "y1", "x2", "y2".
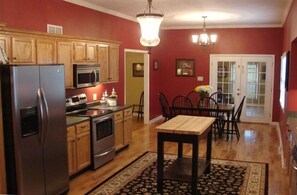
[{"x1": 124, "y1": 49, "x2": 150, "y2": 124}]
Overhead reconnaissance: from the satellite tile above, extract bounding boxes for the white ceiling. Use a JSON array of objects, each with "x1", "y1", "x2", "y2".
[{"x1": 64, "y1": 0, "x2": 293, "y2": 29}]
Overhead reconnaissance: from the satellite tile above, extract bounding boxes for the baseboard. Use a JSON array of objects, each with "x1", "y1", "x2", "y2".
[
  {"x1": 276, "y1": 122, "x2": 286, "y2": 169},
  {"x1": 148, "y1": 115, "x2": 163, "y2": 124}
]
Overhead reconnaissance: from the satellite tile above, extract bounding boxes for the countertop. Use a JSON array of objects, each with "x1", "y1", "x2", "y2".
[{"x1": 66, "y1": 104, "x2": 133, "y2": 126}]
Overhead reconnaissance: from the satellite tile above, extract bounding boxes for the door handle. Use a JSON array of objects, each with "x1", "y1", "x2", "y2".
[{"x1": 40, "y1": 88, "x2": 49, "y2": 145}]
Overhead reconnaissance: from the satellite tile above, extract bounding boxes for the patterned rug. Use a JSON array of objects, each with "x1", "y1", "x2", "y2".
[{"x1": 87, "y1": 152, "x2": 268, "y2": 195}]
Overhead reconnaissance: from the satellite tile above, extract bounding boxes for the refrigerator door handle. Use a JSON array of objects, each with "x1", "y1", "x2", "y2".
[
  {"x1": 40, "y1": 88, "x2": 49, "y2": 145},
  {"x1": 37, "y1": 88, "x2": 44, "y2": 146}
]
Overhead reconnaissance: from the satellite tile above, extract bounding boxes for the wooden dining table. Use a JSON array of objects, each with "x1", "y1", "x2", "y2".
[
  {"x1": 170, "y1": 103, "x2": 235, "y2": 140},
  {"x1": 156, "y1": 115, "x2": 215, "y2": 194}
]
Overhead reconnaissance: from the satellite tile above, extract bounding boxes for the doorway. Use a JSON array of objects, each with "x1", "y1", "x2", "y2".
[
  {"x1": 124, "y1": 49, "x2": 150, "y2": 124},
  {"x1": 210, "y1": 54, "x2": 274, "y2": 123}
]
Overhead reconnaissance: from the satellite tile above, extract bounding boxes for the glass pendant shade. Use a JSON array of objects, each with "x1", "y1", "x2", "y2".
[
  {"x1": 137, "y1": 14, "x2": 163, "y2": 48},
  {"x1": 136, "y1": 0, "x2": 163, "y2": 53}
]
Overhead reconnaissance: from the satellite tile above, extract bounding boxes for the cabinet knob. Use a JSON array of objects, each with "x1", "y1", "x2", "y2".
[{"x1": 13, "y1": 57, "x2": 17, "y2": 60}]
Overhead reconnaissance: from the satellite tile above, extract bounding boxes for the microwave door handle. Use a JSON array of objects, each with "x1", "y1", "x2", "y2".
[{"x1": 91, "y1": 70, "x2": 96, "y2": 84}]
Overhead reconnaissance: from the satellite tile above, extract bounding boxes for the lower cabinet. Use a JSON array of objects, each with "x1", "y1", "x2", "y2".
[
  {"x1": 67, "y1": 121, "x2": 91, "y2": 176},
  {"x1": 114, "y1": 107, "x2": 133, "y2": 151}
]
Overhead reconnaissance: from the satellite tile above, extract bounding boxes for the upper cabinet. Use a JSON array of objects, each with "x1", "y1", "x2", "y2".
[
  {"x1": 11, "y1": 36, "x2": 36, "y2": 64},
  {"x1": 98, "y1": 43, "x2": 119, "y2": 83},
  {"x1": 109, "y1": 44, "x2": 119, "y2": 82},
  {"x1": 36, "y1": 39, "x2": 56, "y2": 64},
  {"x1": 73, "y1": 42, "x2": 97, "y2": 63},
  {"x1": 0, "y1": 35, "x2": 10, "y2": 62},
  {"x1": 0, "y1": 27, "x2": 120, "y2": 87},
  {"x1": 57, "y1": 41, "x2": 73, "y2": 88}
]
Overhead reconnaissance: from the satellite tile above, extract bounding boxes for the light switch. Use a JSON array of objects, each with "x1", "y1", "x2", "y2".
[{"x1": 197, "y1": 76, "x2": 204, "y2": 81}]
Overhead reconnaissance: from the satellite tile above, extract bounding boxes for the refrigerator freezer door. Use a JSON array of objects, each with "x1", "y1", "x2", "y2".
[
  {"x1": 11, "y1": 66, "x2": 46, "y2": 194},
  {"x1": 39, "y1": 65, "x2": 69, "y2": 194}
]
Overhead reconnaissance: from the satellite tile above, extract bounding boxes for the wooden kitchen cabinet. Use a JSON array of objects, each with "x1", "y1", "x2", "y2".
[
  {"x1": 11, "y1": 36, "x2": 36, "y2": 64},
  {"x1": 73, "y1": 42, "x2": 97, "y2": 63},
  {"x1": 0, "y1": 35, "x2": 10, "y2": 63},
  {"x1": 98, "y1": 43, "x2": 119, "y2": 83},
  {"x1": 67, "y1": 121, "x2": 91, "y2": 176},
  {"x1": 57, "y1": 41, "x2": 73, "y2": 88},
  {"x1": 287, "y1": 121, "x2": 297, "y2": 195},
  {"x1": 36, "y1": 39, "x2": 56, "y2": 64},
  {"x1": 114, "y1": 107, "x2": 133, "y2": 151}
]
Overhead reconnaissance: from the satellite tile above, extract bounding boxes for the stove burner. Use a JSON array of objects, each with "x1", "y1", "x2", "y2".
[{"x1": 66, "y1": 93, "x2": 112, "y2": 117}]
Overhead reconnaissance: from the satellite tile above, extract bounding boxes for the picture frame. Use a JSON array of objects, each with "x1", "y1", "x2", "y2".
[
  {"x1": 132, "y1": 63, "x2": 144, "y2": 77},
  {"x1": 176, "y1": 59, "x2": 195, "y2": 77},
  {"x1": 153, "y1": 60, "x2": 159, "y2": 70}
]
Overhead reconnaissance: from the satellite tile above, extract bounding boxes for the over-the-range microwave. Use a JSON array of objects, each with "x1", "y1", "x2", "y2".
[{"x1": 73, "y1": 64, "x2": 100, "y2": 88}]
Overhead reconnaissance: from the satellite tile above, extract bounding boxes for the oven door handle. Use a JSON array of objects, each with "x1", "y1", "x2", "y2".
[
  {"x1": 93, "y1": 115, "x2": 112, "y2": 123},
  {"x1": 96, "y1": 147, "x2": 115, "y2": 157}
]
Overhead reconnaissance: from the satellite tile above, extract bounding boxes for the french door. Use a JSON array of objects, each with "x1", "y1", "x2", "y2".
[{"x1": 210, "y1": 55, "x2": 274, "y2": 123}]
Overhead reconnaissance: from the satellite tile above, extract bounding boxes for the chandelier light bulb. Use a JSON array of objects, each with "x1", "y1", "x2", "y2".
[{"x1": 191, "y1": 16, "x2": 217, "y2": 48}]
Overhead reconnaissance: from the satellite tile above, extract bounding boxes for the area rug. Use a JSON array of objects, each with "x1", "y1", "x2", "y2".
[{"x1": 87, "y1": 152, "x2": 268, "y2": 195}]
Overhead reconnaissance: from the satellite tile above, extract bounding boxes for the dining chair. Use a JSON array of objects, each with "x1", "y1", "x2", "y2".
[
  {"x1": 223, "y1": 96, "x2": 246, "y2": 140},
  {"x1": 198, "y1": 97, "x2": 224, "y2": 140},
  {"x1": 171, "y1": 95, "x2": 193, "y2": 116},
  {"x1": 158, "y1": 92, "x2": 174, "y2": 122},
  {"x1": 132, "y1": 91, "x2": 144, "y2": 120},
  {"x1": 186, "y1": 90, "x2": 200, "y2": 106},
  {"x1": 210, "y1": 91, "x2": 225, "y2": 104}
]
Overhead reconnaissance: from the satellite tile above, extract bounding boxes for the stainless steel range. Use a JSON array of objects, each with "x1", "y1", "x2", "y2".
[{"x1": 66, "y1": 94, "x2": 115, "y2": 169}]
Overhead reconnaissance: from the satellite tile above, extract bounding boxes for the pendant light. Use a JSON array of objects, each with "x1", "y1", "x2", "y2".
[
  {"x1": 136, "y1": 0, "x2": 163, "y2": 54},
  {"x1": 192, "y1": 16, "x2": 217, "y2": 48}
]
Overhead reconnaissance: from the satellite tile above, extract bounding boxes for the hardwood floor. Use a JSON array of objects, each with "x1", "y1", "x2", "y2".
[{"x1": 68, "y1": 117, "x2": 289, "y2": 194}]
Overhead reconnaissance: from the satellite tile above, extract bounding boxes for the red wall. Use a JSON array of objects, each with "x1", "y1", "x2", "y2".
[
  {"x1": 0, "y1": 0, "x2": 288, "y2": 123},
  {"x1": 0, "y1": 0, "x2": 143, "y2": 104},
  {"x1": 150, "y1": 28, "x2": 283, "y2": 120}
]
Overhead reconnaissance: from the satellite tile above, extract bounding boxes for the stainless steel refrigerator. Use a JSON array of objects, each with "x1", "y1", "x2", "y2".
[{"x1": 1, "y1": 64, "x2": 69, "y2": 194}]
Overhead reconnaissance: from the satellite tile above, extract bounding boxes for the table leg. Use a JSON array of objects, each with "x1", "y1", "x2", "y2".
[
  {"x1": 226, "y1": 111, "x2": 230, "y2": 141},
  {"x1": 192, "y1": 137, "x2": 198, "y2": 195},
  {"x1": 157, "y1": 133, "x2": 164, "y2": 193},
  {"x1": 206, "y1": 126, "x2": 212, "y2": 173},
  {"x1": 178, "y1": 141, "x2": 183, "y2": 158}
]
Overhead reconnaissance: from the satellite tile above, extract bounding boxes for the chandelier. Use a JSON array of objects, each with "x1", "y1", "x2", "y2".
[
  {"x1": 192, "y1": 16, "x2": 217, "y2": 47},
  {"x1": 136, "y1": 0, "x2": 163, "y2": 53}
]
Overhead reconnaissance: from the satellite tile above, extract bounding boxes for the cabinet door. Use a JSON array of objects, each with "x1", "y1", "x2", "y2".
[
  {"x1": 108, "y1": 44, "x2": 119, "y2": 82},
  {"x1": 98, "y1": 44, "x2": 109, "y2": 82},
  {"x1": 86, "y1": 43, "x2": 97, "y2": 63},
  {"x1": 73, "y1": 42, "x2": 86, "y2": 63},
  {"x1": 114, "y1": 111, "x2": 124, "y2": 151},
  {"x1": 76, "y1": 131, "x2": 91, "y2": 171},
  {"x1": 124, "y1": 114, "x2": 133, "y2": 145},
  {"x1": 74, "y1": 42, "x2": 97, "y2": 63},
  {"x1": 114, "y1": 118, "x2": 124, "y2": 151},
  {"x1": 36, "y1": 39, "x2": 56, "y2": 64},
  {"x1": 0, "y1": 35, "x2": 11, "y2": 63},
  {"x1": 67, "y1": 126, "x2": 76, "y2": 176},
  {"x1": 57, "y1": 41, "x2": 73, "y2": 88},
  {"x1": 11, "y1": 36, "x2": 36, "y2": 64}
]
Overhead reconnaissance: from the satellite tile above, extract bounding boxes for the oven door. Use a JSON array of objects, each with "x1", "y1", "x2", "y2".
[{"x1": 91, "y1": 113, "x2": 115, "y2": 169}]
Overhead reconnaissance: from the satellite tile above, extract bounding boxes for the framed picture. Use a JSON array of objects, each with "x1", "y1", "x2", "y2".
[
  {"x1": 133, "y1": 63, "x2": 144, "y2": 77},
  {"x1": 176, "y1": 59, "x2": 195, "y2": 77}
]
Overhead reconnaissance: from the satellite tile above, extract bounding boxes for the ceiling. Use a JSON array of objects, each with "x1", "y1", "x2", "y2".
[{"x1": 64, "y1": 0, "x2": 293, "y2": 29}]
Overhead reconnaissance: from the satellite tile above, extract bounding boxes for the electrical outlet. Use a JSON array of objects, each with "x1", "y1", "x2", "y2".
[{"x1": 93, "y1": 93, "x2": 97, "y2": 100}]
